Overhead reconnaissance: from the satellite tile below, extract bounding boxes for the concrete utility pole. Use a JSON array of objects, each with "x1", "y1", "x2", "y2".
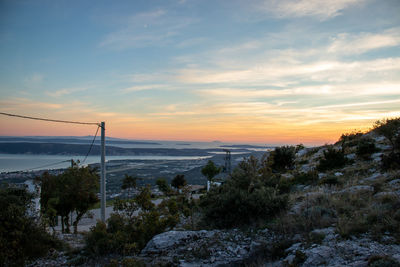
[{"x1": 100, "y1": 122, "x2": 106, "y2": 223}]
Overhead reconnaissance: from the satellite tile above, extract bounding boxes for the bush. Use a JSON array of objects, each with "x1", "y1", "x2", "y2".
[
  {"x1": 356, "y1": 138, "x2": 379, "y2": 160},
  {"x1": 381, "y1": 152, "x2": 400, "y2": 170},
  {"x1": 334, "y1": 191, "x2": 400, "y2": 241},
  {"x1": 338, "y1": 131, "x2": 363, "y2": 148},
  {"x1": 171, "y1": 174, "x2": 187, "y2": 189},
  {"x1": 199, "y1": 156, "x2": 288, "y2": 228},
  {"x1": 292, "y1": 171, "x2": 319, "y2": 186},
  {"x1": 317, "y1": 147, "x2": 347, "y2": 171},
  {"x1": 269, "y1": 146, "x2": 296, "y2": 172},
  {"x1": 319, "y1": 176, "x2": 341, "y2": 186},
  {"x1": 368, "y1": 255, "x2": 400, "y2": 267},
  {"x1": 373, "y1": 117, "x2": 400, "y2": 152},
  {"x1": 85, "y1": 186, "x2": 184, "y2": 256},
  {"x1": 0, "y1": 184, "x2": 63, "y2": 266}
]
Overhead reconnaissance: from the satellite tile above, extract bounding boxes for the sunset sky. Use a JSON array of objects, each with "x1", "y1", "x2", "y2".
[{"x1": 0, "y1": 0, "x2": 399, "y2": 145}]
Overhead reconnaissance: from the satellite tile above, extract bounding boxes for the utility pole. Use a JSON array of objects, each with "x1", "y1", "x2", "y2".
[
  {"x1": 223, "y1": 149, "x2": 231, "y2": 176},
  {"x1": 100, "y1": 122, "x2": 106, "y2": 223}
]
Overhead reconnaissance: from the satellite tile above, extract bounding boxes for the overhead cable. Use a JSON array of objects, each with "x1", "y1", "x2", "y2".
[
  {"x1": 80, "y1": 125, "x2": 100, "y2": 165},
  {"x1": 20, "y1": 160, "x2": 72, "y2": 172},
  {"x1": 0, "y1": 112, "x2": 100, "y2": 126}
]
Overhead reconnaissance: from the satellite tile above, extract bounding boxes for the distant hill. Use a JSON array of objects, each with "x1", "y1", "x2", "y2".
[
  {"x1": 0, "y1": 137, "x2": 160, "y2": 146},
  {"x1": 0, "y1": 142, "x2": 215, "y2": 156}
]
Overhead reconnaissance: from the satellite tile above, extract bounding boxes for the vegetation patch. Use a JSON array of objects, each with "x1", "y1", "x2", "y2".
[
  {"x1": 199, "y1": 156, "x2": 288, "y2": 228},
  {"x1": 0, "y1": 184, "x2": 64, "y2": 266},
  {"x1": 317, "y1": 147, "x2": 347, "y2": 171}
]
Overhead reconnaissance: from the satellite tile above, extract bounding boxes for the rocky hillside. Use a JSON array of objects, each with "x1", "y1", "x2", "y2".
[
  {"x1": 30, "y1": 119, "x2": 400, "y2": 266},
  {"x1": 136, "y1": 124, "x2": 400, "y2": 266}
]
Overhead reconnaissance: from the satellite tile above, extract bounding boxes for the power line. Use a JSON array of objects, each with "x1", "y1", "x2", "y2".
[
  {"x1": 80, "y1": 125, "x2": 100, "y2": 165},
  {"x1": 0, "y1": 112, "x2": 100, "y2": 126},
  {"x1": 20, "y1": 160, "x2": 72, "y2": 172}
]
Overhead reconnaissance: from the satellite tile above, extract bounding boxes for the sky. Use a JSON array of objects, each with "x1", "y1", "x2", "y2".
[{"x1": 0, "y1": 0, "x2": 399, "y2": 145}]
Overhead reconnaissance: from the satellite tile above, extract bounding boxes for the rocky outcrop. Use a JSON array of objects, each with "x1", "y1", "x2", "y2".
[
  {"x1": 140, "y1": 229, "x2": 275, "y2": 266},
  {"x1": 284, "y1": 228, "x2": 400, "y2": 267}
]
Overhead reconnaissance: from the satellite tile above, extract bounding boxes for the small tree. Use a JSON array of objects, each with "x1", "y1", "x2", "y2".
[
  {"x1": 171, "y1": 174, "x2": 187, "y2": 190},
  {"x1": 270, "y1": 146, "x2": 296, "y2": 172},
  {"x1": 121, "y1": 174, "x2": 138, "y2": 199},
  {"x1": 201, "y1": 160, "x2": 221, "y2": 191},
  {"x1": 39, "y1": 165, "x2": 99, "y2": 234},
  {"x1": 156, "y1": 178, "x2": 171, "y2": 195}
]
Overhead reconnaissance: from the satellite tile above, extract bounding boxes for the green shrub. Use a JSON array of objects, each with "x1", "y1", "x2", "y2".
[
  {"x1": 292, "y1": 171, "x2": 319, "y2": 185},
  {"x1": 85, "y1": 186, "x2": 181, "y2": 256},
  {"x1": 199, "y1": 156, "x2": 288, "y2": 228},
  {"x1": 270, "y1": 146, "x2": 296, "y2": 172},
  {"x1": 381, "y1": 152, "x2": 400, "y2": 170},
  {"x1": 270, "y1": 194, "x2": 336, "y2": 236},
  {"x1": 338, "y1": 131, "x2": 363, "y2": 148},
  {"x1": 318, "y1": 176, "x2": 341, "y2": 186},
  {"x1": 337, "y1": 214, "x2": 369, "y2": 238},
  {"x1": 368, "y1": 255, "x2": 400, "y2": 267},
  {"x1": 373, "y1": 117, "x2": 400, "y2": 152},
  {"x1": 121, "y1": 258, "x2": 146, "y2": 267},
  {"x1": 317, "y1": 147, "x2": 347, "y2": 171},
  {"x1": 308, "y1": 231, "x2": 325, "y2": 244},
  {"x1": 0, "y1": 184, "x2": 63, "y2": 266},
  {"x1": 334, "y1": 191, "x2": 400, "y2": 241},
  {"x1": 85, "y1": 222, "x2": 113, "y2": 255},
  {"x1": 356, "y1": 138, "x2": 379, "y2": 160}
]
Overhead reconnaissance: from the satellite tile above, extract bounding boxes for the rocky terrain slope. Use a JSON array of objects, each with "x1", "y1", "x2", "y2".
[{"x1": 30, "y1": 125, "x2": 400, "y2": 266}]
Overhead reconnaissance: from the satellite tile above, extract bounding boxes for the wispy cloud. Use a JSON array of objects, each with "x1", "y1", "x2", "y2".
[
  {"x1": 45, "y1": 87, "x2": 88, "y2": 97},
  {"x1": 257, "y1": 0, "x2": 365, "y2": 20},
  {"x1": 198, "y1": 82, "x2": 400, "y2": 99},
  {"x1": 328, "y1": 28, "x2": 400, "y2": 55},
  {"x1": 121, "y1": 84, "x2": 169, "y2": 93},
  {"x1": 0, "y1": 97, "x2": 63, "y2": 110},
  {"x1": 176, "y1": 57, "x2": 400, "y2": 85}
]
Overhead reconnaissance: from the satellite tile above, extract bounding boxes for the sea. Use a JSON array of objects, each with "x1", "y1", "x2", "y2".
[{"x1": 0, "y1": 139, "x2": 270, "y2": 173}]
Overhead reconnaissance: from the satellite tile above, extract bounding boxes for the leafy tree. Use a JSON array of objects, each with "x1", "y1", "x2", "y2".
[
  {"x1": 0, "y1": 184, "x2": 62, "y2": 266},
  {"x1": 201, "y1": 160, "x2": 221, "y2": 191},
  {"x1": 39, "y1": 164, "x2": 99, "y2": 233},
  {"x1": 121, "y1": 174, "x2": 138, "y2": 198},
  {"x1": 269, "y1": 146, "x2": 296, "y2": 172},
  {"x1": 156, "y1": 178, "x2": 171, "y2": 195},
  {"x1": 65, "y1": 166, "x2": 99, "y2": 233},
  {"x1": 171, "y1": 174, "x2": 187, "y2": 189}
]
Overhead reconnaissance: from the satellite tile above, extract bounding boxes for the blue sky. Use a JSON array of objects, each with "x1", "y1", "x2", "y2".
[{"x1": 0, "y1": 0, "x2": 399, "y2": 145}]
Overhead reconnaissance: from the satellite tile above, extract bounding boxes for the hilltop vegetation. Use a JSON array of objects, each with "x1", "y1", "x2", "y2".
[{"x1": 3, "y1": 117, "x2": 400, "y2": 266}]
